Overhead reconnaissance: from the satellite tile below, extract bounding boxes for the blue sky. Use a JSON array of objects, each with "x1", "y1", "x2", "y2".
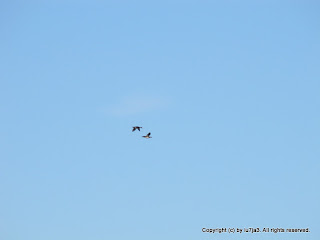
[{"x1": 0, "y1": 1, "x2": 319, "y2": 240}]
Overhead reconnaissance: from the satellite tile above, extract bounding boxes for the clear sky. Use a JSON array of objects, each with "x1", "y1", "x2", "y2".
[{"x1": 0, "y1": 1, "x2": 319, "y2": 240}]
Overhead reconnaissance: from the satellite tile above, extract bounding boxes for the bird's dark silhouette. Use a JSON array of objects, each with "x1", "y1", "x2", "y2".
[{"x1": 132, "y1": 126, "x2": 142, "y2": 132}]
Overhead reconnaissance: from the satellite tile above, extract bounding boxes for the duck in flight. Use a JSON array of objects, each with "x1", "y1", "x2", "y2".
[
  {"x1": 132, "y1": 126, "x2": 142, "y2": 132},
  {"x1": 142, "y1": 132, "x2": 152, "y2": 138}
]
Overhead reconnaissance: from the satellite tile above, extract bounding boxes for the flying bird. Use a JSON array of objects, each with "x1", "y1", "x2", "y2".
[
  {"x1": 132, "y1": 126, "x2": 142, "y2": 132},
  {"x1": 142, "y1": 132, "x2": 152, "y2": 138}
]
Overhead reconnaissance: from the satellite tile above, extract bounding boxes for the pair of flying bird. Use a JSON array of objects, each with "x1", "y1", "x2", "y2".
[{"x1": 132, "y1": 126, "x2": 152, "y2": 138}]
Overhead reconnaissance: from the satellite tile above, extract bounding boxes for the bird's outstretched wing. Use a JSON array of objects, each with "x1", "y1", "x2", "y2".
[{"x1": 147, "y1": 132, "x2": 151, "y2": 137}]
